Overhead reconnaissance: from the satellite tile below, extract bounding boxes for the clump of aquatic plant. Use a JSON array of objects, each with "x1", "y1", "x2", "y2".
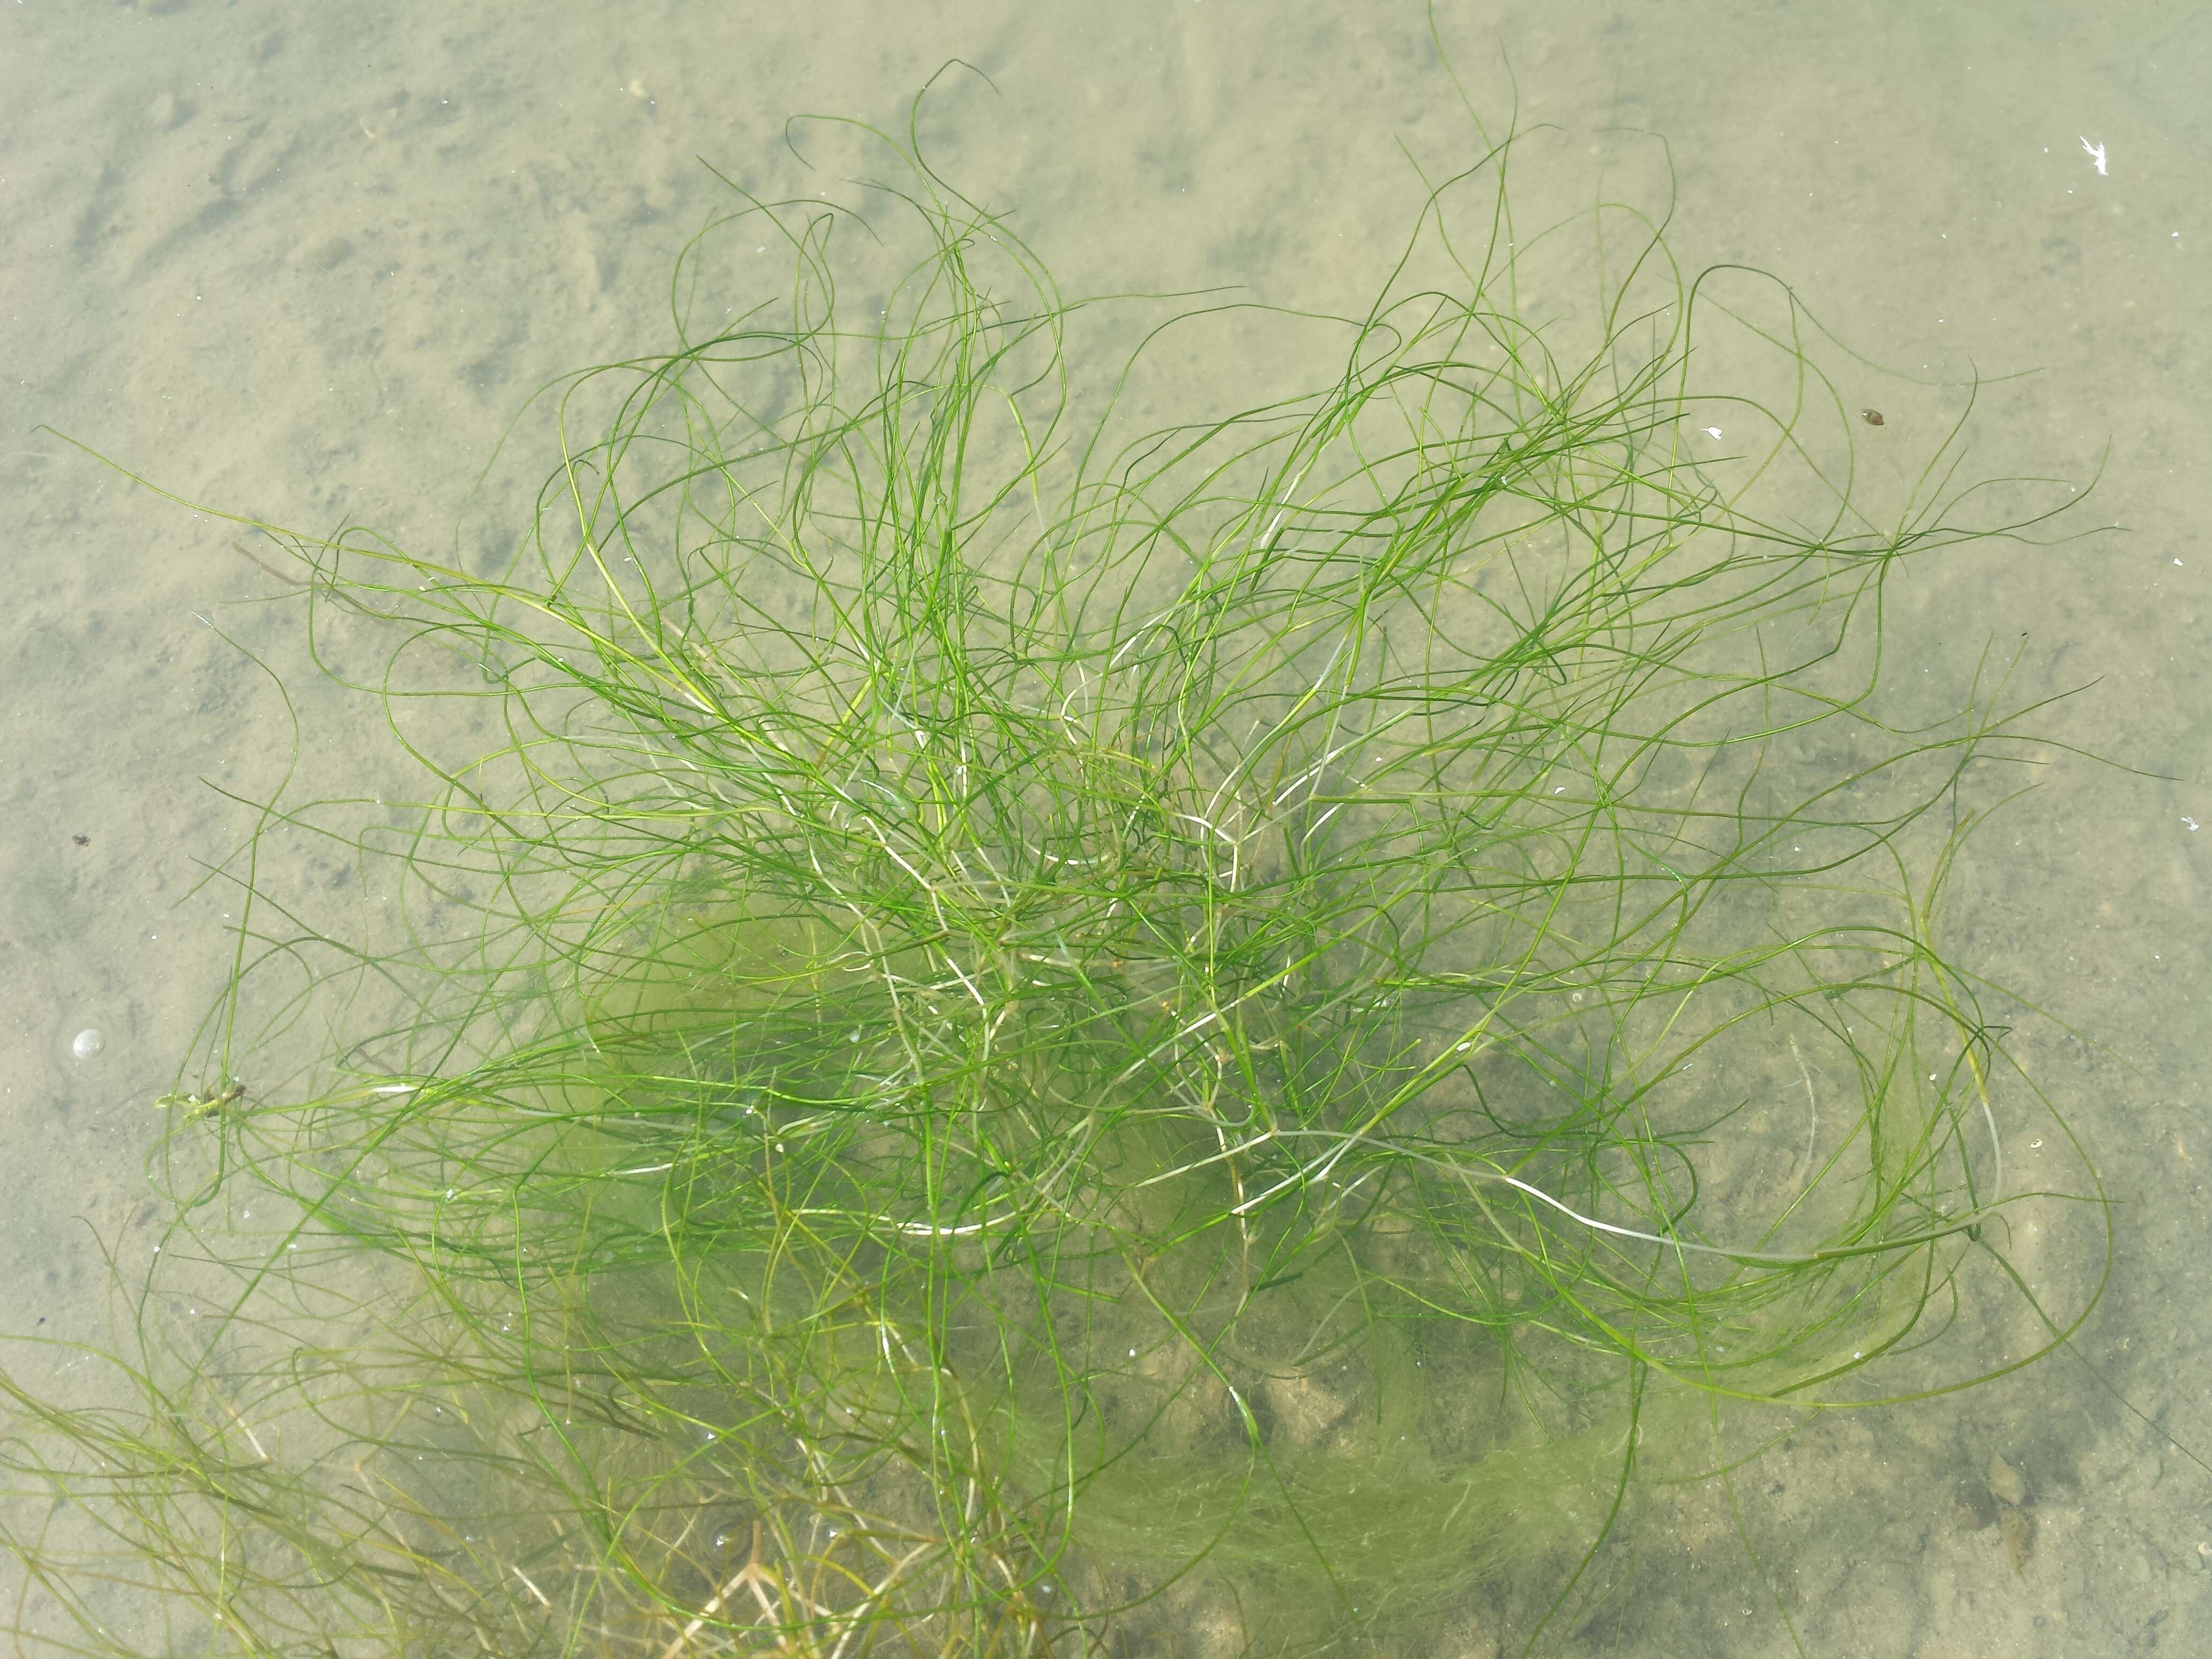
[{"x1": 1, "y1": 101, "x2": 2103, "y2": 1659}]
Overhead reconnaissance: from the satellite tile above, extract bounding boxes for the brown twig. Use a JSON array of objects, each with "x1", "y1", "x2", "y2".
[{"x1": 230, "y1": 539, "x2": 312, "y2": 588}]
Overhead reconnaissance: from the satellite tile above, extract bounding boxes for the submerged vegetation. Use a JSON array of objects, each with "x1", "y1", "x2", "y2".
[{"x1": 3, "y1": 100, "x2": 2105, "y2": 1658}]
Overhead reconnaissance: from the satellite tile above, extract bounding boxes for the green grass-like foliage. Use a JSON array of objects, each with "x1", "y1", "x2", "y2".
[{"x1": 4, "y1": 108, "x2": 2102, "y2": 1659}]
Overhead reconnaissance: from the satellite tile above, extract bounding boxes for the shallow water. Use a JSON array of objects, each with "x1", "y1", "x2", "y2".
[{"x1": 3, "y1": 3, "x2": 2207, "y2": 1654}]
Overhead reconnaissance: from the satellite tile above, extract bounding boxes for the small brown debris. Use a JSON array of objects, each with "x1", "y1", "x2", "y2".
[
  {"x1": 1999, "y1": 1503, "x2": 2033, "y2": 1575},
  {"x1": 1985, "y1": 1453, "x2": 2032, "y2": 1575},
  {"x1": 1985, "y1": 1452, "x2": 2028, "y2": 1508},
  {"x1": 71, "y1": 834, "x2": 89, "y2": 847}
]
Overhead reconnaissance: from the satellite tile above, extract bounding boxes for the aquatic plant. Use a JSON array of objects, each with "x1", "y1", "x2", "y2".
[{"x1": 2, "y1": 98, "x2": 2103, "y2": 1659}]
